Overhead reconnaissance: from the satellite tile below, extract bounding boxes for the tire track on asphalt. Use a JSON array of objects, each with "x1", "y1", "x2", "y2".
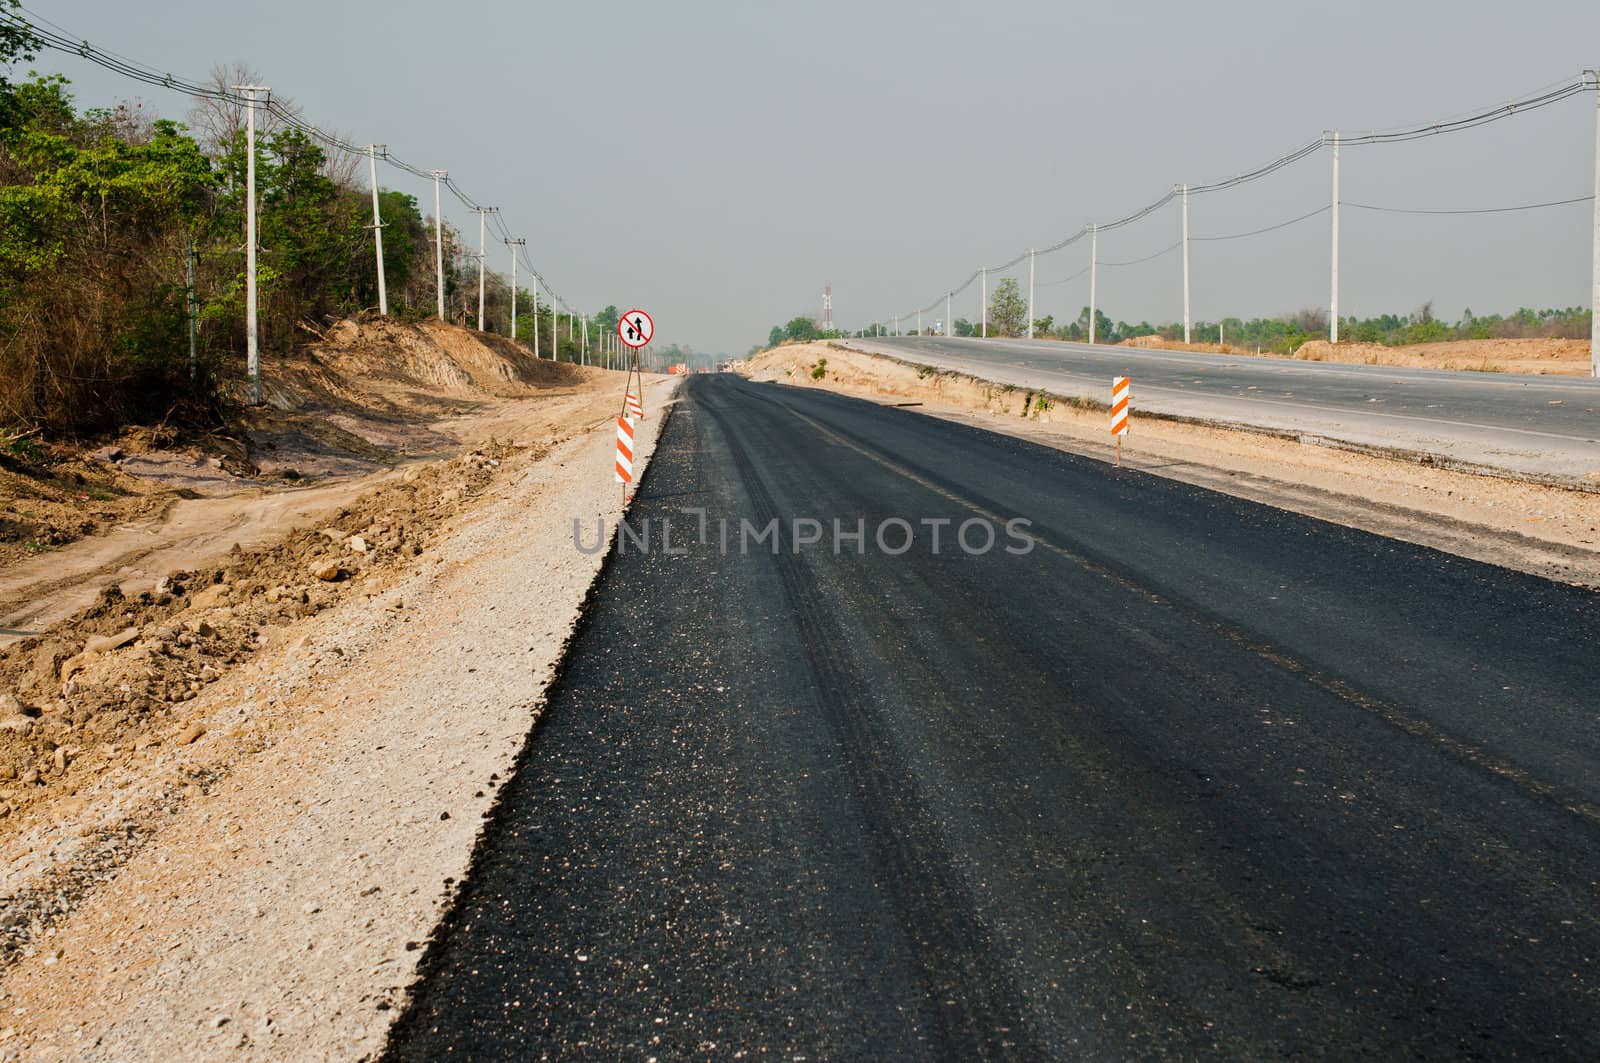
[{"x1": 696, "y1": 384, "x2": 1039, "y2": 1058}]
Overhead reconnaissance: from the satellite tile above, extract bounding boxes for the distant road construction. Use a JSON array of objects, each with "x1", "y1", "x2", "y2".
[
  {"x1": 388, "y1": 375, "x2": 1600, "y2": 1060},
  {"x1": 847, "y1": 336, "x2": 1600, "y2": 481}
]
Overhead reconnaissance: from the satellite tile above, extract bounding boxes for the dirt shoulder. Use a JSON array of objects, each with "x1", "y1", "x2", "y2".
[
  {"x1": 1118, "y1": 333, "x2": 1590, "y2": 376},
  {"x1": 0, "y1": 373, "x2": 678, "y2": 1061},
  {"x1": 748, "y1": 343, "x2": 1600, "y2": 590}
]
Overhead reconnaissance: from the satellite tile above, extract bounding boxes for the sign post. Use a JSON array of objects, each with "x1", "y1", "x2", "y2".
[{"x1": 615, "y1": 309, "x2": 655, "y2": 502}]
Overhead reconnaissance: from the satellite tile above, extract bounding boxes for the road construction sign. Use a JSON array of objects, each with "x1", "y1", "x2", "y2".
[{"x1": 619, "y1": 309, "x2": 654, "y2": 349}]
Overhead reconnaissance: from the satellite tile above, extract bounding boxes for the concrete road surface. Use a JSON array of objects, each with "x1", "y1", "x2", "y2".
[
  {"x1": 386, "y1": 375, "x2": 1600, "y2": 1060},
  {"x1": 845, "y1": 335, "x2": 1600, "y2": 481}
]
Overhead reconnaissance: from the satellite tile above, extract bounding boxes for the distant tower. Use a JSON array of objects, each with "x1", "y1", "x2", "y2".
[{"x1": 821, "y1": 283, "x2": 833, "y2": 331}]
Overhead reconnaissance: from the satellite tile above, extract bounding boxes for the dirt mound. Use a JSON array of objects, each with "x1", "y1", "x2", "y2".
[
  {"x1": 1292, "y1": 337, "x2": 1589, "y2": 375},
  {"x1": 0, "y1": 318, "x2": 603, "y2": 566},
  {"x1": 249, "y1": 316, "x2": 598, "y2": 478},
  {"x1": 1120, "y1": 336, "x2": 1240, "y2": 355}
]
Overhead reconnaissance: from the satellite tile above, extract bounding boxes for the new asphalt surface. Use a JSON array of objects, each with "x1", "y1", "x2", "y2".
[
  {"x1": 850, "y1": 335, "x2": 1600, "y2": 480},
  {"x1": 386, "y1": 374, "x2": 1600, "y2": 1060}
]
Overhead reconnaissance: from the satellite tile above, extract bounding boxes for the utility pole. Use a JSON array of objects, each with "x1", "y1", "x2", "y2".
[
  {"x1": 471, "y1": 206, "x2": 497, "y2": 331},
  {"x1": 894, "y1": 314, "x2": 899, "y2": 337},
  {"x1": 1089, "y1": 224, "x2": 1099, "y2": 345},
  {"x1": 1027, "y1": 249, "x2": 1036, "y2": 339},
  {"x1": 946, "y1": 291, "x2": 952, "y2": 337},
  {"x1": 980, "y1": 267, "x2": 987, "y2": 338},
  {"x1": 1591, "y1": 74, "x2": 1599, "y2": 377},
  {"x1": 366, "y1": 145, "x2": 388, "y2": 316},
  {"x1": 186, "y1": 239, "x2": 198, "y2": 382},
  {"x1": 1330, "y1": 131, "x2": 1341, "y2": 345},
  {"x1": 553, "y1": 304, "x2": 560, "y2": 362},
  {"x1": 533, "y1": 276, "x2": 541, "y2": 358},
  {"x1": 917, "y1": 308, "x2": 922, "y2": 336},
  {"x1": 430, "y1": 170, "x2": 447, "y2": 322},
  {"x1": 581, "y1": 314, "x2": 588, "y2": 365},
  {"x1": 233, "y1": 84, "x2": 268, "y2": 405},
  {"x1": 505, "y1": 238, "x2": 525, "y2": 339},
  {"x1": 1181, "y1": 184, "x2": 1191, "y2": 345}
]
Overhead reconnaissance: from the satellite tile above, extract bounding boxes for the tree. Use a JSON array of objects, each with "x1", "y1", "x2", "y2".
[
  {"x1": 953, "y1": 318, "x2": 975, "y2": 337},
  {"x1": 0, "y1": 76, "x2": 217, "y2": 433},
  {"x1": 1032, "y1": 315, "x2": 1053, "y2": 337},
  {"x1": 767, "y1": 325, "x2": 786, "y2": 349},
  {"x1": 0, "y1": 0, "x2": 38, "y2": 86},
  {"x1": 784, "y1": 316, "x2": 820, "y2": 342},
  {"x1": 1073, "y1": 306, "x2": 1116, "y2": 343},
  {"x1": 987, "y1": 277, "x2": 1027, "y2": 337}
]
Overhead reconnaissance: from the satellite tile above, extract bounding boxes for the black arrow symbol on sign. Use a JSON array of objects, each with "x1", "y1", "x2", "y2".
[{"x1": 627, "y1": 316, "x2": 645, "y2": 341}]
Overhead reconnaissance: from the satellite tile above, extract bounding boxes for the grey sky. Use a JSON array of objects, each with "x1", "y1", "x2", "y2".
[{"x1": 27, "y1": 0, "x2": 1600, "y2": 353}]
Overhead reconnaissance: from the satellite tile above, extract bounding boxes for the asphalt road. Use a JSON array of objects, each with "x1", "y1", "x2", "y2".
[
  {"x1": 849, "y1": 335, "x2": 1600, "y2": 480},
  {"x1": 386, "y1": 374, "x2": 1600, "y2": 1060}
]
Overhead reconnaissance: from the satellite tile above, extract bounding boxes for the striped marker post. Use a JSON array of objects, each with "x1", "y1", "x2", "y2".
[
  {"x1": 1110, "y1": 375, "x2": 1130, "y2": 466},
  {"x1": 626, "y1": 391, "x2": 644, "y2": 419},
  {"x1": 615, "y1": 415, "x2": 635, "y2": 501}
]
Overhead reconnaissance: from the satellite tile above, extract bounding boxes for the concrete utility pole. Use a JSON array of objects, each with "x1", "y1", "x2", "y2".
[
  {"x1": 980, "y1": 267, "x2": 988, "y2": 338},
  {"x1": 1591, "y1": 75, "x2": 1599, "y2": 377},
  {"x1": 233, "y1": 84, "x2": 268, "y2": 405},
  {"x1": 553, "y1": 305, "x2": 560, "y2": 362},
  {"x1": 946, "y1": 291, "x2": 952, "y2": 336},
  {"x1": 532, "y1": 276, "x2": 541, "y2": 358},
  {"x1": 185, "y1": 240, "x2": 198, "y2": 382},
  {"x1": 917, "y1": 308, "x2": 922, "y2": 336},
  {"x1": 581, "y1": 315, "x2": 588, "y2": 365},
  {"x1": 1181, "y1": 184, "x2": 1191, "y2": 345},
  {"x1": 430, "y1": 170, "x2": 447, "y2": 322},
  {"x1": 471, "y1": 206, "x2": 497, "y2": 330},
  {"x1": 366, "y1": 145, "x2": 388, "y2": 316},
  {"x1": 1027, "y1": 249, "x2": 1036, "y2": 339},
  {"x1": 505, "y1": 238, "x2": 525, "y2": 339},
  {"x1": 894, "y1": 315, "x2": 899, "y2": 337},
  {"x1": 1330, "y1": 131, "x2": 1341, "y2": 345},
  {"x1": 1089, "y1": 224, "x2": 1099, "y2": 345}
]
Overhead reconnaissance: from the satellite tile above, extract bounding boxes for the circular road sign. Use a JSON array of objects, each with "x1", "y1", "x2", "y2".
[{"x1": 618, "y1": 309, "x2": 654, "y2": 349}]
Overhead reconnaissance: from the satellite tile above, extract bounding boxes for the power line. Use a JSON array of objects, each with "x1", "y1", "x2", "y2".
[
  {"x1": 865, "y1": 68, "x2": 1597, "y2": 333},
  {"x1": 1191, "y1": 204, "x2": 1331, "y2": 242},
  {"x1": 1036, "y1": 263, "x2": 1093, "y2": 289},
  {"x1": 1100, "y1": 241, "x2": 1182, "y2": 268},
  {"x1": 1344, "y1": 194, "x2": 1595, "y2": 216}
]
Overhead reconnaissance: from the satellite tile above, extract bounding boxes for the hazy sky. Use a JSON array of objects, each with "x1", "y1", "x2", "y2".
[{"x1": 22, "y1": 0, "x2": 1600, "y2": 353}]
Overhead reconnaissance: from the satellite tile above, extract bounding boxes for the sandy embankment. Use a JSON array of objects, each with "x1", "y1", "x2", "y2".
[{"x1": 747, "y1": 342, "x2": 1600, "y2": 589}]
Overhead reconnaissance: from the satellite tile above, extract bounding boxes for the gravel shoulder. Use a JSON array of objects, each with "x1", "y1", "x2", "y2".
[
  {"x1": 0, "y1": 377, "x2": 677, "y2": 1061},
  {"x1": 748, "y1": 343, "x2": 1600, "y2": 589}
]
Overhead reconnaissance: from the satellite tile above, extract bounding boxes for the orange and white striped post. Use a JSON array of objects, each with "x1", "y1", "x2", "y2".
[
  {"x1": 615, "y1": 415, "x2": 635, "y2": 501},
  {"x1": 1109, "y1": 375, "x2": 1130, "y2": 466},
  {"x1": 626, "y1": 391, "x2": 644, "y2": 419}
]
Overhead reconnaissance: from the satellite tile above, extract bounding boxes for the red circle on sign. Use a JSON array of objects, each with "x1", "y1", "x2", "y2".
[{"x1": 617, "y1": 309, "x2": 654, "y2": 349}]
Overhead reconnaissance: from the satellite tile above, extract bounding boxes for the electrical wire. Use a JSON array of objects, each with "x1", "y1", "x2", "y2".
[
  {"x1": 1344, "y1": 194, "x2": 1594, "y2": 215},
  {"x1": 1100, "y1": 241, "x2": 1182, "y2": 268},
  {"x1": 873, "y1": 68, "x2": 1596, "y2": 329},
  {"x1": 1036, "y1": 263, "x2": 1092, "y2": 288},
  {"x1": 1191, "y1": 204, "x2": 1331, "y2": 241}
]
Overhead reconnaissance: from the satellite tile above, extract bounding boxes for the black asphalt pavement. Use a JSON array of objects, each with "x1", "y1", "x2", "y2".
[{"x1": 386, "y1": 374, "x2": 1600, "y2": 1060}]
